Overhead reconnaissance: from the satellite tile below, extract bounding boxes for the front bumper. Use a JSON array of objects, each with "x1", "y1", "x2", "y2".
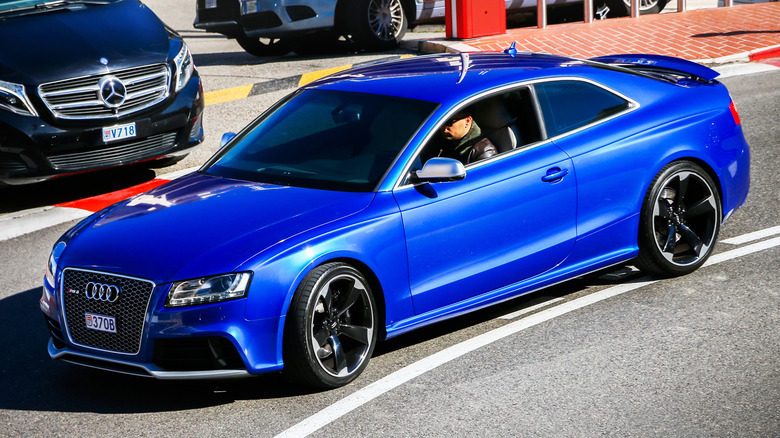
[
  {"x1": 194, "y1": 0, "x2": 337, "y2": 38},
  {"x1": 0, "y1": 75, "x2": 204, "y2": 185},
  {"x1": 41, "y1": 269, "x2": 285, "y2": 379}
]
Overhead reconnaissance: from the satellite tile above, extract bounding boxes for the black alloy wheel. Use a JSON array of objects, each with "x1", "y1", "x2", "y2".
[
  {"x1": 636, "y1": 161, "x2": 721, "y2": 277},
  {"x1": 284, "y1": 263, "x2": 378, "y2": 388},
  {"x1": 346, "y1": 0, "x2": 407, "y2": 51},
  {"x1": 614, "y1": 0, "x2": 670, "y2": 15}
]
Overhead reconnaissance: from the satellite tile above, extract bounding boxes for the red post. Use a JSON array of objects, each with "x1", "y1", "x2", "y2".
[{"x1": 445, "y1": 0, "x2": 506, "y2": 39}]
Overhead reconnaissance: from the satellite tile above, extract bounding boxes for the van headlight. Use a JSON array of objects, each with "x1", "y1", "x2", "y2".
[
  {"x1": 173, "y1": 41, "x2": 194, "y2": 93},
  {"x1": 166, "y1": 272, "x2": 252, "y2": 307},
  {"x1": 0, "y1": 79, "x2": 37, "y2": 116}
]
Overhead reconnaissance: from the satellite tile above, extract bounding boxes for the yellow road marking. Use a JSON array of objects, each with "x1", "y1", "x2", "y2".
[
  {"x1": 298, "y1": 65, "x2": 353, "y2": 87},
  {"x1": 204, "y1": 84, "x2": 253, "y2": 106}
]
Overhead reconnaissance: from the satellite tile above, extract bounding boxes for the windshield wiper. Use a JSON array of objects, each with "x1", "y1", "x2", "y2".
[
  {"x1": 35, "y1": 0, "x2": 110, "y2": 8},
  {"x1": 0, "y1": 0, "x2": 109, "y2": 16}
]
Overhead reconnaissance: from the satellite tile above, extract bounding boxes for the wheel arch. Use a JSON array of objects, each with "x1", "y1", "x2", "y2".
[
  {"x1": 278, "y1": 255, "x2": 389, "y2": 356},
  {"x1": 642, "y1": 155, "x2": 725, "y2": 221}
]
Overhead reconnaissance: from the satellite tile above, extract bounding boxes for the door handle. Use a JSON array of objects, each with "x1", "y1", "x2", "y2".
[{"x1": 541, "y1": 167, "x2": 569, "y2": 183}]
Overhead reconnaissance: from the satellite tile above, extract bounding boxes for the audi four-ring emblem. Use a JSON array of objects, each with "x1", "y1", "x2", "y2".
[{"x1": 84, "y1": 282, "x2": 120, "y2": 302}]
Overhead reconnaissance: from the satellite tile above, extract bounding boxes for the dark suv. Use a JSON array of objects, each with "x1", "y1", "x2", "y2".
[{"x1": 0, "y1": 0, "x2": 204, "y2": 186}]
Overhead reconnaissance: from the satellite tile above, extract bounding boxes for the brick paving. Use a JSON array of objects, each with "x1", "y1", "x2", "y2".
[{"x1": 438, "y1": 3, "x2": 780, "y2": 63}]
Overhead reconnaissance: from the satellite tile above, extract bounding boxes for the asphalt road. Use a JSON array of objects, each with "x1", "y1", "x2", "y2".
[{"x1": 0, "y1": 1, "x2": 778, "y2": 437}]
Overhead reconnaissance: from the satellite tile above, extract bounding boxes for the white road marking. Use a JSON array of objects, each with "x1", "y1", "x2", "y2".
[
  {"x1": 713, "y1": 62, "x2": 780, "y2": 78},
  {"x1": 0, "y1": 207, "x2": 89, "y2": 242},
  {"x1": 275, "y1": 231, "x2": 780, "y2": 438},
  {"x1": 721, "y1": 225, "x2": 780, "y2": 245}
]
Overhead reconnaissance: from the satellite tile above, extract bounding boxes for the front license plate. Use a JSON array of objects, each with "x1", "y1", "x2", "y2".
[
  {"x1": 102, "y1": 122, "x2": 136, "y2": 143},
  {"x1": 85, "y1": 313, "x2": 117, "y2": 333}
]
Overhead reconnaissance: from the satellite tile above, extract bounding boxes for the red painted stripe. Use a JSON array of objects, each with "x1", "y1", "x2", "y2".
[
  {"x1": 760, "y1": 58, "x2": 780, "y2": 68},
  {"x1": 55, "y1": 178, "x2": 170, "y2": 213},
  {"x1": 750, "y1": 46, "x2": 780, "y2": 62}
]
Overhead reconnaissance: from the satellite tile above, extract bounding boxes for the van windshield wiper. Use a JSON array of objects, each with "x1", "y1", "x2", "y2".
[
  {"x1": 34, "y1": 0, "x2": 111, "y2": 9},
  {"x1": 0, "y1": 0, "x2": 110, "y2": 18}
]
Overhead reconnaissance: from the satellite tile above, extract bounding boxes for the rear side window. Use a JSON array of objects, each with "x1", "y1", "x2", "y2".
[{"x1": 534, "y1": 80, "x2": 630, "y2": 138}]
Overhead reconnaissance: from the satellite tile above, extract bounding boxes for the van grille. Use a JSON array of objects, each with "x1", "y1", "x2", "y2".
[
  {"x1": 39, "y1": 64, "x2": 170, "y2": 120},
  {"x1": 48, "y1": 132, "x2": 177, "y2": 170}
]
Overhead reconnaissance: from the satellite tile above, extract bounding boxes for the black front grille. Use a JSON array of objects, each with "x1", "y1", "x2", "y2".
[
  {"x1": 61, "y1": 269, "x2": 155, "y2": 355},
  {"x1": 0, "y1": 154, "x2": 27, "y2": 173},
  {"x1": 286, "y1": 6, "x2": 316, "y2": 22},
  {"x1": 44, "y1": 316, "x2": 67, "y2": 349},
  {"x1": 47, "y1": 132, "x2": 177, "y2": 170},
  {"x1": 243, "y1": 11, "x2": 282, "y2": 30},
  {"x1": 153, "y1": 337, "x2": 244, "y2": 371}
]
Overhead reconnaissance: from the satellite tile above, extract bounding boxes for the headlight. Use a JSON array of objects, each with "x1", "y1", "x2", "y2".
[
  {"x1": 0, "y1": 79, "x2": 37, "y2": 116},
  {"x1": 173, "y1": 41, "x2": 194, "y2": 93},
  {"x1": 44, "y1": 242, "x2": 67, "y2": 292},
  {"x1": 166, "y1": 272, "x2": 251, "y2": 307}
]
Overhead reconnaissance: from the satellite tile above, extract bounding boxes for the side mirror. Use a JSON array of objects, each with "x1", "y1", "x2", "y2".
[
  {"x1": 220, "y1": 132, "x2": 237, "y2": 148},
  {"x1": 413, "y1": 157, "x2": 466, "y2": 183}
]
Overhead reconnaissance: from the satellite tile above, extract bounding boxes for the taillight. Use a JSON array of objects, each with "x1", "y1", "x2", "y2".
[{"x1": 729, "y1": 101, "x2": 741, "y2": 125}]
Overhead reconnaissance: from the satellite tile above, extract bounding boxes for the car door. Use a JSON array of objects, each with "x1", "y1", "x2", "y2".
[{"x1": 392, "y1": 141, "x2": 577, "y2": 315}]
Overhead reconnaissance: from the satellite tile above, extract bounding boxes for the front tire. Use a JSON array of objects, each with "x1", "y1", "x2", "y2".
[
  {"x1": 636, "y1": 161, "x2": 721, "y2": 277},
  {"x1": 346, "y1": 0, "x2": 407, "y2": 51},
  {"x1": 284, "y1": 263, "x2": 378, "y2": 388}
]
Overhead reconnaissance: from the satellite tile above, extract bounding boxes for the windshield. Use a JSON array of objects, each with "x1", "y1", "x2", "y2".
[
  {"x1": 204, "y1": 89, "x2": 438, "y2": 192},
  {"x1": 0, "y1": 0, "x2": 113, "y2": 14}
]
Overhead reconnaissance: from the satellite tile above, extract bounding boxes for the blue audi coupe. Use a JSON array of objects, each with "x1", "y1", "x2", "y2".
[{"x1": 41, "y1": 51, "x2": 750, "y2": 388}]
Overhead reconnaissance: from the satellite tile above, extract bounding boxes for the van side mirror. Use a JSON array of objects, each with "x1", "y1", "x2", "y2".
[
  {"x1": 220, "y1": 132, "x2": 237, "y2": 148},
  {"x1": 412, "y1": 157, "x2": 466, "y2": 183}
]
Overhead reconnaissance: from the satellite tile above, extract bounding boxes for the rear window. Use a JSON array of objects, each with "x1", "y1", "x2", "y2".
[{"x1": 534, "y1": 80, "x2": 630, "y2": 138}]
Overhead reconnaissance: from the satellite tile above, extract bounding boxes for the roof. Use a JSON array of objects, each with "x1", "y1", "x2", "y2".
[{"x1": 306, "y1": 52, "x2": 594, "y2": 105}]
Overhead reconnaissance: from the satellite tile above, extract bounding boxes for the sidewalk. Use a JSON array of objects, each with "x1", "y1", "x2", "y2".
[{"x1": 413, "y1": 2, "x2": 780, "y2": 65}]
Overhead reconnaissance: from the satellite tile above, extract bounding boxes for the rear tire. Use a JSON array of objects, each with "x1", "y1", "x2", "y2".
[
  {"x1": 346, "y1": 0, "x2": 407, "y2": 51},
  {"x1": 605, "y1": 0, "x2": 670, "y2": 16},
  {"x1": 283, "y1": 263, "x2": 378, "y2": 388},
  {"x1": 636, "y1": 161, "x2": 721, "y2": 277}
]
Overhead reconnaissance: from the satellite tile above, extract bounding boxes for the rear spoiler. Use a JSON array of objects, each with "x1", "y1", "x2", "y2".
[{"x1": 590, "y1": 54, "x2": 720, "y2": 82}]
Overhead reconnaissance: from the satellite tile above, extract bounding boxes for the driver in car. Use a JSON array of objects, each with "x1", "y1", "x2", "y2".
[{"x1": 436, "y1": 110, "x2": 498, "y2": 165}]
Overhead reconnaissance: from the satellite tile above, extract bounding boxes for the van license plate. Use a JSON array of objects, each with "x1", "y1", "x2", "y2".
[{"x1": 102, "y1": 122, "x2": 136, "y2": 143}]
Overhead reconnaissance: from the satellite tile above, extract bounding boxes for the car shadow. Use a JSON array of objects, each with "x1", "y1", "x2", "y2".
[
  {"x1": 0, "y1": 288, "x2": 314, "y2": 414},
  {"x1": 0, "y1": 164, "x2": 158, "y2": 214}
]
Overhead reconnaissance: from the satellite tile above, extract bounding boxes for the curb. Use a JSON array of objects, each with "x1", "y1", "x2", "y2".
[{"x1": 415, "y1": 38, "x2": 780, "y2": 67}]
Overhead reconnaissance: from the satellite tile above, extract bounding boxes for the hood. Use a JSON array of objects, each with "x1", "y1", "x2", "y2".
[
  {"x1": 0, "y1": 0, "x2": 172, "y2": 85},
  {"x1": 61, "y1": 173, "x2": 376, "y2": 283}
]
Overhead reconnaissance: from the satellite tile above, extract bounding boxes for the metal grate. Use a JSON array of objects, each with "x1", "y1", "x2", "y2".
[
  {"x1": 48, "y1": 132, "x2": 177, "y2": 170},
  {"x1": 39, "y1": 64, "x2": 170, "y2": 120},
  {"x1": 61, "y1": 268, "x2": 155, "y2": 355}
]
